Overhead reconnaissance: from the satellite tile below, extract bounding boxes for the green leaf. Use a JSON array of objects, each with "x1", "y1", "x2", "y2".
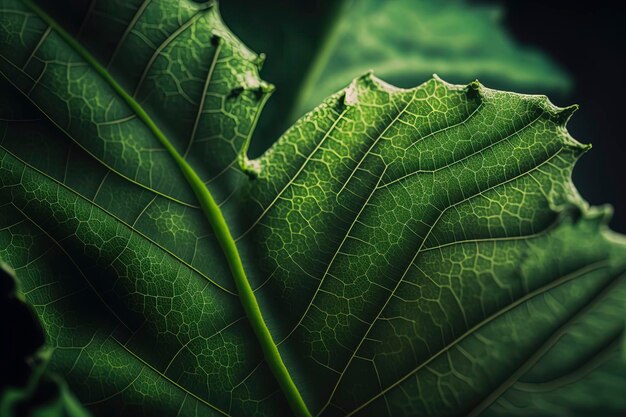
[
  {"x1": 246, "y1": 75, "x2": 626, "y2": 416},
  {"x1": 0, "y1": 1, "x2": 623, "y2": 417},
  {"x1": 293, "y1": 0, "x2": 571, "y2": 122}
]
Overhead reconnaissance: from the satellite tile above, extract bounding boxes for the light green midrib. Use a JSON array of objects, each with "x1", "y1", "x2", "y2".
[{"x1": 20, "y1": 1, "x2": 312, "y2": 416}]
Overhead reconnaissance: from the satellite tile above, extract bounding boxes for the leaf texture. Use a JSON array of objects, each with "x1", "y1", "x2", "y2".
[
  {"x1": 1, "y1": 262, "x2": 90, "y2": 417},
  {"x1": 0, "y1": 1, "x2": 624, "y2": 417},
  {"x1": 241, "y1": 74, "x2": 626, "y2": 416}
]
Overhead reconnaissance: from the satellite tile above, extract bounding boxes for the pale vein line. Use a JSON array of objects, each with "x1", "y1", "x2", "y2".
[
  {"x1": 512, "y1": 330, "x2": 624, "y2": 393},
  {"x1": 22, "y1": 25, "x2": 50, "y2": 69},
  {"x1": 344, "y1": 261, "x2": 614, "y2": 417},
  {"x1": 420, "y1": 218, "x2": 560, "y2": 253},
  {"x1": 379, "y1": 111, "x2": 546, "y2": 189},
  {"x1": 0, "y1": 218, "x2": 26, "y2": 232},
  {"x1": 184, "y1": 35, "x2": 221, "y2": 158},
  {"x1": 107, "y1": 0, "x2": 151, "y2": 68},
  {"x1": 76, "y1": 0, "x2": 96, "y2": 38},
  {"x1": 175, "y1": 393, "x2": 189, "y2": 417},
  {"x1": 63, "y1": 330, "x2": 98, "y2": 375},
  {"x1": 132, "y1": 11, "x2": 205, "y2": 98},
  {"x1": 62, "y1": 143, "x2": 72, "y2": 183},
  {"x1": 92, "y1": 170, "x2": 109, "y2": 200},
  {"x1": 346, "y1": 260, "x2": 610, "y2": 417},
  {"x1": 12, "y1": 204, "x2": 134, "y2": 333},
  {"x1": 341, "y1": 93, "x2": 485, "y2": 196},
  {"x1": 37, "y1": 286, "x2": 88, "y2": 308},
  {"x1": 0, "y1": 56, "x2": 200, "y2": 209},
  {"x1": 235, "y1": 107, "x2": 349, "y2": 242},
  {"x1": 163, "y1": 316, "x2": 244, "y2": 374},
  {"x1": 337, "y1": 90, "x2": 417, "y2": 196},
  {"x1": 82, "y1": 366, "x2": 146, "y2": 406}
]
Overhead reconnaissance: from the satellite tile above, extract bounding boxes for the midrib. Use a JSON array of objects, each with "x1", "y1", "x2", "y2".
[{"x1": 20, "y1": 1, "x2": 311, "y2": 416}]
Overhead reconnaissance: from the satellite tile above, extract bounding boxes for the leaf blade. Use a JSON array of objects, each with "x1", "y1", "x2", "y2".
[{"x1": 0, "y1": 2, "x2": 624, "y2": 417}]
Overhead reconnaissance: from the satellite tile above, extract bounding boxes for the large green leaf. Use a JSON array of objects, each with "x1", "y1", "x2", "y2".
[{"x1": 0, "y1": 1, "x2": 624, "y2": 417}]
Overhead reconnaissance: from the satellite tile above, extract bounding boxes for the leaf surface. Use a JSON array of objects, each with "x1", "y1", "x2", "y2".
[
  {"x1": 243, "y1": 74, "x2": 626, "y2": 416},
  {"x1": 0, "y1": 1, "x2": 624, "y2": 417}
]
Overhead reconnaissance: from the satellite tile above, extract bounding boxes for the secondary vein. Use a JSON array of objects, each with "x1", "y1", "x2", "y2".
[{"x1": 20, "y1": 1, "x2": 312, "y2": 416}]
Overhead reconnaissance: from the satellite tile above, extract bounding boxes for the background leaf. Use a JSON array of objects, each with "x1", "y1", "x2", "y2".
[{"x1": 221, "y1": 0, "x2": 570, "y2": 153}]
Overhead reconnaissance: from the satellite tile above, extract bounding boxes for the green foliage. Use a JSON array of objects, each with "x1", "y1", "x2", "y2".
[
  {"x1": 0, "y1": 1, "x2": 623, "y2": 417},
  {"x1": 295, "y1": 0, "x2": 571, "y2": 116},
  {"x1": 223, "y1": 0, "x2": 570, "y2": 148}
]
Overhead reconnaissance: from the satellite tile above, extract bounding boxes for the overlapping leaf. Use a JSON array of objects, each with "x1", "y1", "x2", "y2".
[
  {"x1": 0, "y1": 1, "x2": 624, "y2": 417},
  {"x1": 292, "y1": 0, "x2": 571, "y2": 123},
  {"x1": 221, "y1": 0, "x2": 571, "y2": 150}
]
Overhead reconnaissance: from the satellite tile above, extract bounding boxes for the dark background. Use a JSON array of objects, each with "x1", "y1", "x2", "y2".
[{"x1": 499, "y1": 1, "x2": 626, "y2": 232}]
